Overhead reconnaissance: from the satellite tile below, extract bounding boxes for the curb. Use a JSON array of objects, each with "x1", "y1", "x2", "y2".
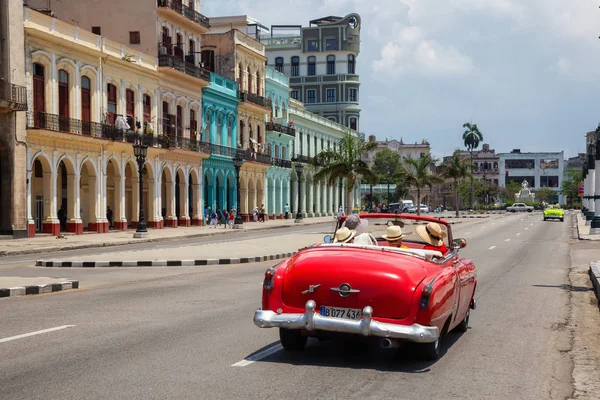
[
  {"x1": 589, "y1": 261, "x2": 600, "y2": 304},
  {"x1": 0, "y1": 219, "x2": 334, "y2": 258},
  {"x1": 0, "y1": 280, "x2": 79, "y2": 298},
  {"x1": 36, "y1": 253, "x2": 296, "y2": 268}
]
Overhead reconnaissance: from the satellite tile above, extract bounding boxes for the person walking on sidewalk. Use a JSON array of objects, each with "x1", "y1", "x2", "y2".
[
  {"x1": 210, "y1": 210, "x2": 218, "y2": 228},
  {"x1": 107, "y1": 206, "x2": 113, "y2": 230},
  {"x1": 284, "y1": 203, "x2": 290, "y2": 219},
  {"x1": 216, "y1": 208, "x2": 223, "y2": 226},
  {"x1": 338, "y1": 206, "x2": 344, "y2": 218},
  {"x1": 228, "y1": 208, "x2": 235, "y2": 228},
  {"x1": 253, "y1": 206, "x2": 259, "y2": 222},
  {"x1": 259, "y1": 204, "x2": 266, "y2": 222},
  {"x1": 223, "y1": 210, "x2": 229, "y2": 228}
]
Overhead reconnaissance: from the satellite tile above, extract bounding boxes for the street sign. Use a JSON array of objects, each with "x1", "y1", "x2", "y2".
[{"x1": 578, "y1": 181, "x2": 584, "y2": 197}]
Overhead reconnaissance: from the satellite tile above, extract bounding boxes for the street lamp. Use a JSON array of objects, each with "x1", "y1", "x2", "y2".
[
  {"x1": 233, "y1": 150, "x2": 245, "y2": 228},
  {"x1": 338, "y1": 178, "x2": 343, "y2": 214},
  {"x1": 295, "y1": 163, "x2": 304, "y2": 223},
  {"x1": 133, "y1": 136, "x2": 149, "y2": 238}
]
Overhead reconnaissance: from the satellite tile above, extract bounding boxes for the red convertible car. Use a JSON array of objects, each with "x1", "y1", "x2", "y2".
[{"x1": 253, "y1": 213, "x2": 477, "y2": 360}]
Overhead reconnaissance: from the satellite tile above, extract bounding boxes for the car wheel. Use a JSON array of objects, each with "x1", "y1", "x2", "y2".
[
  {"x1": 543, "y1": 217, "x2": 547, "y2": 221},
  {"x1": 560, "y1": 218, "x2": 564, "y2": 222},
  {"x1": 418, "y1": 337, "x2": 441, "y2": 361},
  {"x1": 454, "y1": 310, "x2": 470, "y2": 333},
  {"x1": 279, "y1": 328, "x2": 307, "y2": 351}
]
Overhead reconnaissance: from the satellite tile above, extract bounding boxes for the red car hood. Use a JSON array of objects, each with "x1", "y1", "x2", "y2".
[{"x1": 282, "y1": 247, "x2": 429, "y2": 319}]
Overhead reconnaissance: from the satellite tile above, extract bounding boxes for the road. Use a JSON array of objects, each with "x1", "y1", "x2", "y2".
[{"x1": 0, "y1": 213, "x2": 574, "y2": 399}]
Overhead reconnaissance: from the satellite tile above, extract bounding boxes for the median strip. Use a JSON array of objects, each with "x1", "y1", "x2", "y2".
[{"x1": 0, "y1": 281, "x2": 79, "y2": 299}]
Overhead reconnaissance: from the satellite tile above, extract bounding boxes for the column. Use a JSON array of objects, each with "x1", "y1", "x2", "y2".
[
  {"x1": 592, "y1": 153, "x2": 600, "y2": 234},
  {"x1": 75, "y1": 61, "x2": 81, "y2": 120},
  {"x1": 120, "y1": 79, "x2": 126, "y2": 116},
  {"x1": 66, "y1": 170, "x2": 83, "y2": 234},
  {"x1": 221, "y1": 116, "x2": 228, "y2": 146},
  {"x1": 137, "y1": 84, "x2": 144, "y2": 130},
  {"x1": 301, "y1": 178, "x2": 307, "y2": 216},
  {"x1": 210, "y1": 113, "x2": 217, "y2": 144},
  {"x1": 232, "y1": 117, "x2": 238, "y2": 149},
  {"x1": 87, "y1": 174, "x2": 99, "y2": 232},
  {"x1": 315, "y1": 182, "x2": 321, "y2": 217},
  {"x1": 180, "y1": 175, "x2": 190, "y2": 226},
  {"x1": 586, "y1": 166, "x2": 596, "y2": 224},
  {"x1": 192, "y1": 182, "x2": 201, "y2": 225},
  {"x1": 41, "y1": 167, "x2": 59, "y2": 235},
  {"x1": 116, "y1": 154, "x2": 128, "y2": 230},
  {"x1": 131, "y1": 175, "x2": 140, "y2": 228},
  {"x1": 51, "y1": 53, "x2": 58, "y2": 115},
  {"x1": 165, "y1": 180, "x2": 177, "y2": 227}
]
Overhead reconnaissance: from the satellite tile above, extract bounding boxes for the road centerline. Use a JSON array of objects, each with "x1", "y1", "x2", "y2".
[{"x1": 0, "y1": 325, "x2": 75, "y2": 344}]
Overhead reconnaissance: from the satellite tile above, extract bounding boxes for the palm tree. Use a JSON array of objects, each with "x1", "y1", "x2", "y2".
[
  {"x1": 402, "y1": 154, "x2": 442, "y2": 216},
  {"x1": 312, "y1": 131, "x2": 378, "y2": 214},
  {"x1": 441, "y1": 150, "x2": 473, "y2": 217},
  {"x1": 462, "y1": 122, "x2": 483, "y2": 209}
]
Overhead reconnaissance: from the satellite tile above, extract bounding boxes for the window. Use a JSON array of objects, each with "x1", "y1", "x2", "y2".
[
  {"x1": 58, "y1": 70, "x2": 69, "y2": 119},
  {"x1": 176, "y1": 105, "x2": 183, "y2": 137},
  {"x1": 107, "y1": 83, "x2": 117, "y2": 124},
  {"x1": 81, "y1": 76, "x2": 91, "y2": 122},
  {"x1": 291, "y1": 56, "x2": 299, "y2": 77},
  {"x1": 326, "y1": 88, "x2": 336, "y2": 103},
  {"x1": 306, "y1": 89, "x2": 316, "y2": 104},
  {"x1": 291, "y1": 90, "x2": 299, "y2": 100},
  {"x1": 348, "y1": 54, "x2": 355, "y2": 74},
  {"x1": 349, "y1": 117, "x2": 357, "y2": 131},
  {"x1": 505, "y1": 159, "x2": 535, "y2": 169},
  {"x1": 307, "y1": 39, "x2": 318, "y2": 52},
  {"x1": 126, "y1": 89, "x2": 135, "y2": 118},
  {"x1": 327, "y1": 55, "x2": 335, "y2": 75},
  {"x1": 307, "y1": 134, "x2": 310, "y2": 156},
  {"x1": 162, "y1": 101, "x2": 169, "y2": 135},
  {"x1": 33, "y1": 63, "x2": 45, "y2": 117},
  {"x1": 92, "y1": 26, "x2": 101, "y2": 35},
  {"x1": 190, "y1": 109, "x2": 197, "y2": 137},
  {"x1": 325, "y1": 38, "x2": 338, "y2": 51},
  {"x1": 129, "y1": 31, "x2": 140, "y2": 44},
  {"x1": 143, "y1": 94, "x2": 151, "y2": 123},
  {"x1": 314, "y1": 136, "x2": 317, "y2": 153},
  {"x1": 188, "y1": 0, "x2": 195, "y2": 10},
  {"x1": 307, "y1": 56, "x2": 316, "y2": 76},
  {"x1": 348, "y1": 88, "x2": 357, "y2": 102},
  {"x1": 299, "y1": 132, "x2": 303, "y2": 155},
  {"x1": 201, "y1": 49, "x2": 215, "y2": 72},
  {"x1": 275, "y1": 57, "x2": 284, "y2": 73}
]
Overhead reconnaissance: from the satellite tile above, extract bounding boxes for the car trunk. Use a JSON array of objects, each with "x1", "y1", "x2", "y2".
[{"x1": 282, "y1": 248, "x2": 428, "y2": 319}]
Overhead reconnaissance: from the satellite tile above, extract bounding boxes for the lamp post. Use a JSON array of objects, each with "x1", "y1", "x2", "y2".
[
  {"x1": 591, "y1": 129, "x2": 600, "y2": 233},
  {"x1": 294, "y1": 163, "x2": 304, "y2": 223},
  {"x1": 338, "y1": 178, "x2": 343, "y2": 214},
  {"x1": 133, "y1": 136, "x2": 149, "y2": 238},
  {"x1": 233, "y1": 150, "x2": 244, "y2": 228}
]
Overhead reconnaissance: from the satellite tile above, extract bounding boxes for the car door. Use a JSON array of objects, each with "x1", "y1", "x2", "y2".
[{"x1": 453, "y1": 256, "x2": 476, "y2": 323}]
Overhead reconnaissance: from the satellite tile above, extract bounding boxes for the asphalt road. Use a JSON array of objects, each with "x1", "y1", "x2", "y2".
[{"x1": 0, "y1": 212, "x2": 574, "y2": 399}]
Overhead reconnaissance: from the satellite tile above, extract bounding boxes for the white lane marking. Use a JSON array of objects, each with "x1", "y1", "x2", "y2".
[
  {"x1": 488, "y1": 246, "x2": 496, "y2": 250},
  {"x1": 516, "y1": 233, "x2": 521, "y2": 236},
  {"x1": 466, "y1": 232, "x2": 472, "y2": 235},
  {"x1": 520, "y1": 219, "x2": 524, "y2": 221},
  {"x1": 525, "y1": 227, "x2": 529, "y2": 230},
  {"x1": 0, "y1": 325, "x2": 75, "y2": 344},
  {"x1": 232, "y1": 344, "x2": 283, "y2": 367},
  {"x1": 530, "y1": 223, "x2": 534, "y2": 226},
  {"x1": 505, "y1": 239, "x2": 511, "y2": 242}
]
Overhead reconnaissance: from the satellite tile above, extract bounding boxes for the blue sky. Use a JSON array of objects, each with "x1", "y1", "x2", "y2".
[{"x1": 202, "y1": 0, "x2": 599, "y2": 159}]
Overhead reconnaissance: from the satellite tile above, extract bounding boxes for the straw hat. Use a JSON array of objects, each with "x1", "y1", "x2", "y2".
[
  {"x1": 416, "y1": 222, "x2": 447, "y2": 246},
  {"x1": 334, "y1": 227, "x2": 356, "y2": 243},
  {"x1": 382, "y1": 225, "x2": 405, "y2": 241}
]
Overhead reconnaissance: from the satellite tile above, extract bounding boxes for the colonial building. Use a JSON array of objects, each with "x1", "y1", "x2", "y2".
[
  {"x1": 446, "y1": 144, "x2": 500, "y2": 185},
  {"x1": 364, "y1": 136, "x2": 431, "y2": 166},
  {"x1": 0, "y1": 0, "x2": 28, "y2": 238}
]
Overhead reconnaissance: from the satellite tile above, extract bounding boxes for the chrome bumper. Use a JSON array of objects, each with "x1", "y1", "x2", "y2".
[{"x1": 254, "y1": 300, "x2": 439, "y2": 343}]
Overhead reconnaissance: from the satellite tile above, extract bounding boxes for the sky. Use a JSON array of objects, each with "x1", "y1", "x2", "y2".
[{"x1": 201, "y1": 0, "x2": 599, "y2": 159}]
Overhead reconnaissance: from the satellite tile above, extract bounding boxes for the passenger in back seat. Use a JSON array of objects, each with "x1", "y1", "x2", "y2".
[
  {"x1": 416, "y1": 222, "x2": 448, "y2": 254},
  {"x1": 383, "y1": 225, "x2": 408, "y2": 249}
]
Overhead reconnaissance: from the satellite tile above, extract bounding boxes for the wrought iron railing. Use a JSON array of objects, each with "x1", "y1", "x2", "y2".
[
  {"x1": 271, "y1": 158, "x2": 292, "y2": 168},
  {"x1": 238, "y1": 91, "x2": 272, "y2": 109},
  {"x1": 266, "y1": 121, "x2": 296, "y2": 137},
  {"x1": 157, "y1": 0, "x2": 210, "y2": 29},
  {"x1": 158, "y1": 54, "x2": 210, "y2": 81},
  {"x1": 0, "y1": 80, "x2": 27, "y2": 111},
  {"x1": 292, "y1": 154, "x2": 313, "y2": 164}
]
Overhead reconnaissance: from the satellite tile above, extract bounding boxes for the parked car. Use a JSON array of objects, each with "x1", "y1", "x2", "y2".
[
  {"x1": 254, "y1": 213, "x2": 477, "y2": 360},
  {"x1": 406, "y1": 204, "x2": 430, "y2": 213},
  {"x1": 506, "y1": 203, "x2": 534, "y2": 212},
  {"x1": 543, "y1": 205, "x2": 564, "y2": 222}
]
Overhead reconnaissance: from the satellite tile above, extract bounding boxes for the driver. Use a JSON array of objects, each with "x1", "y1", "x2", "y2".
[
  {"x1": 416, "y1": 222, "x2": 448, "y2": 254},
  {"x1": 383, "y1": 225, "x2": 408, "y2": 249},
  {"x1": 342, "y1": 214, "x2": 377, "y2": 246}
]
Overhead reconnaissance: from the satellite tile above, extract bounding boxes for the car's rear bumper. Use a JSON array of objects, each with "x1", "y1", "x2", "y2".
[
  {"x1": 544, "y1": 215, "x2": 563, "y2": 219},
  {"x1": 253, "y1": 300, "x2": 439, "y2": 343}
]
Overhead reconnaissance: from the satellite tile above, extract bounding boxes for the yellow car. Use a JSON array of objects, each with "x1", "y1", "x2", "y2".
[{"x1": 543, "y1": 205, "x2": 564, "y2": 222}]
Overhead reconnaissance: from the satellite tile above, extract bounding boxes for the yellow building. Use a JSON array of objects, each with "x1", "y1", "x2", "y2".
[{"x1": 24, "y1": 7, "x2": 211, "y2": 236}]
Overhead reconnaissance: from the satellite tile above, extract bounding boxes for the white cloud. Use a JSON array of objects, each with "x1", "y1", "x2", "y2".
[{"x1": 372, "y1": 26, "x2": 474, "y2": 77}]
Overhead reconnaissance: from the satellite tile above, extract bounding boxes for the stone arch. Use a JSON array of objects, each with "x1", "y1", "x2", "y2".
[
  {"x1": 160, "y1": 163, "x2": 175, "y2": 226},
  {"x1": 79, "y1": 157, "x2": 99, "y2": 232},
  {"x1": 175, "y1": 166, "x2": 188, "y2": 224}
]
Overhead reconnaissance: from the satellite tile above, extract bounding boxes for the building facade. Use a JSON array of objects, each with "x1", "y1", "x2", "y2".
[
  {"x1": 499, "y1": 149, "x2": 565, "y2": 204},
  {"x1": 0, "y1": 0, "x2": 28, "y2": 237},
  {"x1": 364, "y1": 136, "x2": 431, "y2": 166},
  {"x1": 447, "y1": 144, "x2": 500, "y2": 185}
]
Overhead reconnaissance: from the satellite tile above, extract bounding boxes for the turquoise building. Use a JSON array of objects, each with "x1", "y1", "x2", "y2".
[
  {"x1": 201, "y1": 73, "x2": 239, "y2": 214},
  {"x1": 265, "y1": 67, "x2": 295, "y2": 218}
]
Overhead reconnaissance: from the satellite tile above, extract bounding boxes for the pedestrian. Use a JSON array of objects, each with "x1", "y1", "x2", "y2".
[
  {"x1": 223, "y1": 210, "x2": 229, "y2": 228},
  {"x1": 205, "y1": 207, "x2": 210, "y2": 226},
  {"x1": 216, "y1": 208, "x2": 223, "y2": 226},
  {"x1": 337, "y1": 206, "x2": 344, "y2": 218},
  {"x1": 228, "y1": 208, "x2": 235, "y2": 228},
  {"x1": 58, "y1": 205, "x2": 67, "y2": 231},
  {"x1": 107, "y1": 206, "x2": 113, "y2": 230},
  {"x1": 284, "y1": 203, "x2": 290, "y2": 219},
  {"x1": 259, "y1": 204, "x2": 265, "y2": 222},
  {"x1": 253, "y1": 206, "x2": 258, "y2": 222},
  {"x1": 210, "y1": 210, "x2": 218, "y2": 228}
]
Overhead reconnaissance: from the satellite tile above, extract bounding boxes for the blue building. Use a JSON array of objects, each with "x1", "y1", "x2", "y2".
[
  {"x1": 201, "y1": 73, "x2": 240, "y2": 215},
  {"x1": 265, "y1": 67, "x2": 295, "y2": 218}
]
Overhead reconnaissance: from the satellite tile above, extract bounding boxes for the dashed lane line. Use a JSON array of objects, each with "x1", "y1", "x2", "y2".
[
  {"x1": 516, "y1": 233, "x2": 521, "y2": 236},
  {"x1": 232, "y1": 343, "x2": 283, "y2": 367},
  {"x1": 0, "y1": 325, "x2": 75, "y2": 344},
  {"x1": 505, "y1": 239, "x2": 511, "y2": 242},
  {"x1": 488, "y1": 246, "x2": 497, "y2": 250}
]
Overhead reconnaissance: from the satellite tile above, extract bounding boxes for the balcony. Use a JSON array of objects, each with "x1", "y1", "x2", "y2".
[
  {"x1": 238, "y1": 91, "x2": 272, "y2": 109},
  {"x1": 271, "y1": 158, "x2": 292, "y2": 168},
  {"x1": 158, "y1": 53, "x2": 210, "y2": 82},
  {"x1": 157, "y1": 0, "x2": 210, "y2": 29},
  {"x1": 0, "y1": 80, "x2": 27, "y2": 111},
  {"x1": 266, "y1": 121, "x2": 295, "y2": 137},
  {"x1": 292, "y1": 155, "x2": 313, "y2": 164}
]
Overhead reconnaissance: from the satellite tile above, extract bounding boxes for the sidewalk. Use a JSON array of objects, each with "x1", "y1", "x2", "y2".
[
  {"x1": 575, "y1": 211, "x2": 600, "y2": 241},
  {"x1": 0, "y1": 216, "x2": 337, "y2": 257}
]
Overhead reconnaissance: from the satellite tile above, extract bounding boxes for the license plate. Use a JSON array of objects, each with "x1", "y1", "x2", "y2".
[{"x1": 320, "y1": 306, "x2": 362, "y2": 320}]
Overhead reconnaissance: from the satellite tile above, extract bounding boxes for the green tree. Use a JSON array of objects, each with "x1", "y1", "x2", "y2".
[
  {"x1": 462, "y1": 122, "x2": 484, "y2": 208},
  {"x1": 402, "y1": 154, "x2": 442, "y2": 215},
  {"x1": 561, "y1": 169, "x2": 583, "y2": 206},
  {"x1": 533, "y1": 188, "x2": 558, "y2": 204},
  {"x1": 312, "y1": 131, "x2": 378, "y2": 215},
  {"x1": 499, "y1": 181, "x2": 522, "y2": 202},
  {"x1": 441, "y1": 151, "x2": 472, "y2": 216},
  {"x1": 372, "y1": 148, "x2": 403, "y2": 205}
]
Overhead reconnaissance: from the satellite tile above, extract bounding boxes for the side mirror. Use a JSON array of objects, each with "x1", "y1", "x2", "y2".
[
  {"x1": 324, "y1": 235, "x2": 333, "y2": 243},
  {"x1": 452, "y1": 238, "x2": 467, "y2": 249}
]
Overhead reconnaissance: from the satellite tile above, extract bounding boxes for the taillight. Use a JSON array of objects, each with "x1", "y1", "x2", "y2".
[
  {"x1": 263, "y1": 267, "x2": 277, "y2": 290},
  {"x1": 420, "y1": 283, "x2": 433, "y2": 309}
]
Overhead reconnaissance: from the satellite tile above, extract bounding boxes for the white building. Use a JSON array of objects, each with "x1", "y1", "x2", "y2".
[{"x1": 499, "y1": 149, "x2": 565, "y2": 204}]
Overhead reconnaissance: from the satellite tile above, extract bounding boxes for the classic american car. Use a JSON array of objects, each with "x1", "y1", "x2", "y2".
[
  {"x1": 543, "y1": 205, "x2": 564, "y2": 222},
  {"x1": 506, "y1": 203, "x2": 534, "y2": 212},
  {"x1": 253, "y1": 213, "x2": 477, "y2": 360}
]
